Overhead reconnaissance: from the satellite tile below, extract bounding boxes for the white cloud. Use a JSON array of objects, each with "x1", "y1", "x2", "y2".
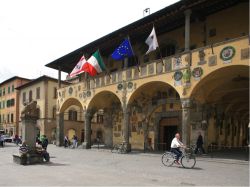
[{"x1": 0, "y1": 0, "x2": 178, "y2": 81}]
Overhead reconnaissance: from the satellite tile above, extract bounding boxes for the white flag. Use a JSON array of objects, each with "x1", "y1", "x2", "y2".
[
  {"x1": 69, "y1": 55, "x2": 86, "y2": 77},
  {"x1": 145, "y1": 27, "x2": 159, "y2": 54}
]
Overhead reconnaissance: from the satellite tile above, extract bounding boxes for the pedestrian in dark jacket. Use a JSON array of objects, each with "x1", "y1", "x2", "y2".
[
  {"x1": 195, "y1": 132, "x2": 205, "y2": 154},
  {"x1": 41, "y1": 135, "x2": 48, "y2": 150}
]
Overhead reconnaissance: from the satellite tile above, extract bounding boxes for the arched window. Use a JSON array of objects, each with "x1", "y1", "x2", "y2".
[
  {"x1": 68, "y1": 109, "x2": 77, "y2": 121},
  {"x1": 37, "y1": 108, "x2": 40, "y2": 118},
  {"x1": 52, "y1": 106, "x2": 57, "y2": 119},
  {"x1": 29, "y1": 90, "x2": 33, "y2": 102}
]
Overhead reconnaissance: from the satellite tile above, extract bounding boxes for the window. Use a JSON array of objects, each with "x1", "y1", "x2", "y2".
[
  {"x1": 3, "y1": 88, "x2": 5, "y2": 95},
  {"x1": 11, "y1": 99, "x2": 15, "y2": 106},
  {"x1": 3, "y1": 101, "x2": 5, "y2": 108},
  {"x1": 7, "y1": 114, "x2": 9, "y2": 123},
  {"x1": 68, "y1": 110, "x2": 77, "y2": 121},
  {"x1": 97, "y1": 114, "x2": 104, "y2": 123},
  {"x1": 52, "y1": 107, "x2": 57, "y2": 119},
  {"x1": 12, "y1": 85, "x2": 15, "y2": 92},
  {"x1": 8, "y1": 86, "x2": 10, "y2": 94},
  {"x1": 7, "y1": 99, "x2": 15, "y2": 107},
  {"x1": 209, "y1": 28, "x2": 216, "y2": 37},
  {"x1": 11, "y1": 113, "x2": 14, "y2": 123},
  {"x1": 37, "y1": 108, "x2": 40, "y2": 118},
  {"x1": 190, "y1": 44, "x2": 197, "y2": 50},
  {"x1": 143, "y1": 55, "x2": 149, "y2": 63},
  {"x1": 36, "y1": 87, "x2": 40, "y2": 99},
  {"x1": 54, "y1": 87, "x2": 57, "y2": 99},
  {"x1": 128, "y1": 56, "x2": 138, "y2": 68},
  {"x1": 6, "y1": 100, "x2": 10, "y2": 107},
  {"x1": 22, "y1": 92, "x2": 26, "y2": 104},
  {"x1": 0, "y1": 89, "x2": 2, "y2": 97},
  {"x1": 29, "y1": 90, "x2": 32, "y2": 102},
  {"x1": 159, "y1": 44, "x2": 176, "y2": 58}
]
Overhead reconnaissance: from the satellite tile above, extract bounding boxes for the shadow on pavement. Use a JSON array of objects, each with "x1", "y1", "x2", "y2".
[
  {"x1": 43, "y1": 162, "x2": 69, "y2": 166},
  {"x1": 170, "y1": 165, "x2": 203, "y2": 170}
]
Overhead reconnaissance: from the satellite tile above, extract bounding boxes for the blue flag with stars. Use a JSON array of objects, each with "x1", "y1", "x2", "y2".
[{"x1": 111, "y1": 39, "x2": 134, "y2": 60}]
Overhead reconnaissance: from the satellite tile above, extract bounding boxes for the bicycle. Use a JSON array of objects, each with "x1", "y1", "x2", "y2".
[
  {"x1": 161, "y1": 146, "x2": 196, "y2": 168},
  {"x1": 111, "y1": 142, "x2": 126, "y2": 154}
]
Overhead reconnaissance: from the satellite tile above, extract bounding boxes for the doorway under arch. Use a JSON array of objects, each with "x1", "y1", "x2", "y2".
[{"x1": 128, "y1": 81, "x2": 181, "y2": 151}]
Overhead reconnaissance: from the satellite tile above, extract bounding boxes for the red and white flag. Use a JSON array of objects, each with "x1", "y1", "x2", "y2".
[{"x1": 69, "y1": 55, "x2": 86, "y2": 77}]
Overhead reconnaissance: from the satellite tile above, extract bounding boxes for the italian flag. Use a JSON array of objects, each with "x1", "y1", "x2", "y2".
[{"x1": 83, "y1": 50, "x2": 106, "y2": 76}]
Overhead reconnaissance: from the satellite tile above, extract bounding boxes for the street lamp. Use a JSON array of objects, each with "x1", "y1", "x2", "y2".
[{"x1": 143, "y1": 8, "x2": 150, "y2": 17}]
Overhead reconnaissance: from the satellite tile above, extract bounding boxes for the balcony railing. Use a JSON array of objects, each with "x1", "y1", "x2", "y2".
[{"x1": 59, "y1": 36, "x2": 249, "y2": 94}]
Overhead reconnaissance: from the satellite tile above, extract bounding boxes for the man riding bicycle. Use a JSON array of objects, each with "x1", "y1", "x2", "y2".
[{"x1": 170, "y1": 133, "x2": 185, "y2": 165}]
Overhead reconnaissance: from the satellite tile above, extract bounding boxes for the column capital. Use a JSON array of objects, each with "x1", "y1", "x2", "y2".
[
  {"x1": 85, "y1": 109, "x2": 95, "y2": 118},
  {"x1": 184, "y1": 9, "x2": 192, "y2": 16},
  {"x1": 181, "y1": 98, "x2": 192, "y2": 109}
]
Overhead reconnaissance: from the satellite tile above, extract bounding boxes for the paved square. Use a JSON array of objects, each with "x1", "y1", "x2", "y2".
[{"x1": 0, "y1": 144, "x2": 249, "y2": 186}]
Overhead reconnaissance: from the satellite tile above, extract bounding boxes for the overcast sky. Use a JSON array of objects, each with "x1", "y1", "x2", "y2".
[{"x1": 0, "y1": 0, "x2": 178, "y2": 81}]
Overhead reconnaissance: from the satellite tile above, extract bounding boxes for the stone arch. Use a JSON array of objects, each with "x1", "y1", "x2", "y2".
[
  {"x1": 57, "y1": 97, "x2": 84, "y2": 146},
  {"x1": 189, "y1": 65, "x2": 249, "y2": 148},
  {"x1": 87, "y1": 91, "x2": 122, "y2": 111},
  {"x1": 127, "y1": 81, "x2": 180, "y2": 107},
  {"x1": 59, "y1": 97, "x2": 83, "y2": 113},
  {"x1": 127, "y1": 81, "x2": 181, "y2": 151},
  {"x1": 189, "y1": 64, "x2": 249, "y2": 101},
  {"x1": 85, "y1": 91, "x2": 123, "y2": 148}
]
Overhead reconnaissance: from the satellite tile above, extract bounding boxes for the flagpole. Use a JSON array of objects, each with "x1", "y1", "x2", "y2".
[
  {"x1": 98, "y1": 49, "x2": 111, "y2": 79},
  {"x1": 153, "y1": 24, "x2": 164, "y2": 66},
  {"x1": 127, "y1": 36, "x2": 140, "y2": 72},
  {"x1": 157, "y1": 47, "x2": 164, "y2": 66}
]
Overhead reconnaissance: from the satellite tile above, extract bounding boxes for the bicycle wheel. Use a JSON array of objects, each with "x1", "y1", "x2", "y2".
[
  {"x1": 181, "y1": 154, "x2": 196, "y2": 168},
  {"x1": 121, "y1": 146, "x2": 127, "y2": 154},
  {"x1": 111, "y1": 145, "x2": 118, "y2": 153},
  {"x1": 162, "y1": 152, "x2": 175, "y2": 167}
]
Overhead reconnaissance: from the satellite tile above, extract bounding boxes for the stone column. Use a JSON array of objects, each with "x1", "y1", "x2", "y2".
[
  {"x1": 123, "y1": 107, "x2": 131, "y2": 152},
  {"x1": 58, "y1": 66, "x2": 61, "y2": 88},
  {"x1": 21, "y1": 116, "x2": 38, "y2": 150},
  {"x1": 124, "y1": 58, "x2": 128, "y2": 69},
  {"x1": 143, "y1": 118, "x2": 149, "y2": 152},
  {"x1": 56, "y1": 113, "x2": 64, "y2": 146},
  {"x1": 103, "y1": 109, "x2": 113, "y2": 148},
  {"x1": 184, "y1": 9, "x2": 192, "y2": 51},
  {"x1": 181, "y1": 98, "x2": 191, "y2": 146},
  {"x1": 82, "y1": 111, "x2": 92, "y2": 149}
]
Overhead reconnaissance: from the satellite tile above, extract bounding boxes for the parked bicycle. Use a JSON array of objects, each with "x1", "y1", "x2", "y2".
[
  {"x1": 161, "y1": 146, "x2": 196, "y2": 168},
  {"x1": 111, "y1": 142, "x2": 126, "y2": 154}
]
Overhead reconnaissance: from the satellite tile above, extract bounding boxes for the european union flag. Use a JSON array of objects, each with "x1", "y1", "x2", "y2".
[{"x1": 111, "y1": 39, "x2": 134, "y2": 60}]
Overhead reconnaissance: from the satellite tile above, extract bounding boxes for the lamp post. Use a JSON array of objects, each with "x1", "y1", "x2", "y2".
[{"x1": 143, "y1": 8, "x2": 150, "y2": 17}]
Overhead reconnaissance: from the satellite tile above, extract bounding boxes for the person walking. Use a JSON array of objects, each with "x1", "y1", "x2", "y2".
[
  {"x1": 64, "y1": 136, "x2": 69, "y2": 148},
  {"x1": 72, "y1": 135, "x2": 78, "y2": 148},
  {"x1": 0, "y1": 134, "x2": 4, "y2": 147},
  {"x1": 195, "y1": 132, "x2": 205, "y2": 154}
]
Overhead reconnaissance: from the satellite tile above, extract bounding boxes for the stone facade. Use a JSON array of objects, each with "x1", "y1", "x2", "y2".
[{"x1": 47, "y1": 1, "x2": 249, "y2": 151}]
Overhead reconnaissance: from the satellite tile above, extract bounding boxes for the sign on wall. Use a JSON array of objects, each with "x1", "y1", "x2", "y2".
[{"x1": 220, "y1": 46, "x2": 235, "y2": 64}]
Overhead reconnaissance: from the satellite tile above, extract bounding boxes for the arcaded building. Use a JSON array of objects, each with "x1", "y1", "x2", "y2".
[{"x1": 46, "y1": 0, "x2": 249, "y2": 151}]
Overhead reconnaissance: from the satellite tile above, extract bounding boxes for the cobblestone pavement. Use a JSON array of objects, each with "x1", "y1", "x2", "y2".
[{"x1": 0, "y1": 143, "x2": 249, "y2": 186}]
